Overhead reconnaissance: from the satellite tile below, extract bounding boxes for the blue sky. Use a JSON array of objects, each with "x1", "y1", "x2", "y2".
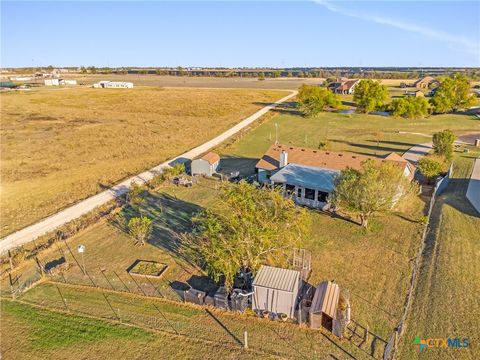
[{"x1": 2, "y1": 1, "x2": 479, "y2": 67}]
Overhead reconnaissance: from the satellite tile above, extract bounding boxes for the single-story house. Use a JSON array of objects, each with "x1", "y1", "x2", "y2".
[
  {"x1": 191, "y1": 152, "x2": 220, "y2": 176},
  {"x1": 45, "y1": 79, "x2": 78, "y2": 86},
  {"x1": 252, "y1": 265, "x2": 301, "y2": 318},
  {"x1": 309, "y1": 281, "x2": 339, "y2": 331},
  {"x1": 414, "y1": 76, "x2": 440, "y2": 89},
  {"x1": 328, "y1": 79, "x2": 359, "y2": 94},
  {"x1": 256, "y1": 144, "x2": 415, "y2": 209},
  {"x1": 93, "y1": 81, "x2": 133, "y2": 88}
]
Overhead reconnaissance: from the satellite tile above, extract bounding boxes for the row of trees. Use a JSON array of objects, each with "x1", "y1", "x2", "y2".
[{"x1": 297, "y1": 76, "x2": 476, "y2": 118}]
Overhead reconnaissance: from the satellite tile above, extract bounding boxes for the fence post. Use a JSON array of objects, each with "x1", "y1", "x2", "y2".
[{"x1": 244, "y1": 331, "x2": 248, "y2": 349}]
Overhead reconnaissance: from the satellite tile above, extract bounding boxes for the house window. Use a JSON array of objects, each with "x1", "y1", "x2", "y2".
[
  {"x1": 285, "y1": 184, "x2": 295, "y2": 195},
  {"x1": 305, "y1": 188, "x2": 315, "y2": 200},
  {"x1": 297, "y1": 187, "x2": 302, "y2": 198},
  {"x1": 317, "y1": 191, "x2": 329, "y2": 202}
]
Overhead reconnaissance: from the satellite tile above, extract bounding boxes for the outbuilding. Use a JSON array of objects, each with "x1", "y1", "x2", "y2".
[
  {"x1": 191, "y1": 152, "x2": 220, "y2": 176},
  {"x1": 309, "y1": 281, "x2": 339, "y2": 331},
  {"x1": 252, "y1": 265, "x2": 301, "y2": 318}
]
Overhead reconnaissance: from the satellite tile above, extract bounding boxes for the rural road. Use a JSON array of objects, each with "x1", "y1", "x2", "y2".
[
  {"x1": 0, "y1": 90, "x2": 297, "y2": 255},
  {"x1": 466, "y1": 157, "x2": 480, "y2": 214}
]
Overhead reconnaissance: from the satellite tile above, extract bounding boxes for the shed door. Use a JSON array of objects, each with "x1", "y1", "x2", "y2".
[{"x1": 322, "y1": 313, "x2": 333, "y2": 331}]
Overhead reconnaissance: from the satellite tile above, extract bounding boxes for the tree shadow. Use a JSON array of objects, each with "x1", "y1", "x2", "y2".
[
  {"x1": 109, "y1": 192, "x2": 203, "y2": 265},
  {"x1": 217, "y1": 155, "x2": 260, "y2": 177},
  {"x1": 329, "y1": 139, "x2": 410, "y2": 154},
  {"x1": 253, "y1": 101, "x2": 302, "y2": 116}
]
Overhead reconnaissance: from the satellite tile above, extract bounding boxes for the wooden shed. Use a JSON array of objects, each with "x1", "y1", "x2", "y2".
[
  {"x1": 252, "y1": 265, "x2": 301, "y2": 318},
  {"x1": 191, "y1": 152, "x2": 220, "y2": 176},
  {"x1": 309, "y1": 281, "x2": 339, "y2": 331}
]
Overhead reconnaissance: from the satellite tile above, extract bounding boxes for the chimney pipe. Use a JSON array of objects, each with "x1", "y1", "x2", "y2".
[{"x1": 280, "y1": 150, "x2": 288, "y2": 168}]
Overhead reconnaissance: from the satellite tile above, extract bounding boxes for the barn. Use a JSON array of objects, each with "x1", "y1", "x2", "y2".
[
  {"x1": 252, "y1": 265, "x2": 301, "y2": 318},
  {"x1": 309, "y1": 281, "x2": 339, "y2": 331},
  {"x1": 191, "y1": 152, "x2": 220, "y2": 176}
]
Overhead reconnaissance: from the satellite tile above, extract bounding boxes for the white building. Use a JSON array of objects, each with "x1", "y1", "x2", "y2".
[
  {"x1": 44, "y1": 79, "x2": 77, "y2": 86},
  {"x1": 93, "y1": 81, "x2": 133, "y2": 89}
]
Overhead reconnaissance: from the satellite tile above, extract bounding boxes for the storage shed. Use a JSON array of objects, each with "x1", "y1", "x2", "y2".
[
  {"x1": 191, "y1": 152, "x2": 220, "y2": 176},
  {"x1": 252, "y1": 265, "x2": 301, "y2": 318},
  {"x1": 309, "y1": 281, "x2": 339, "y2": 331}
]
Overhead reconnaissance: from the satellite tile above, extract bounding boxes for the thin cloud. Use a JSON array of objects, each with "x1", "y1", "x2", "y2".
[{"x1": 315, "y1": 0, "x2": 480, "y2": 56}]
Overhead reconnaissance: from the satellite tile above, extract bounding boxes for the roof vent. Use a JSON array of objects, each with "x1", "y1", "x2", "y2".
[
  {"x1": 326, "y1": 152, "x2": 330, "y2": 155},
  {"x1": 338, "y1": 154, "x2": 343, "y2": 157},
  {"x1": 313, "y1": 151, "x2": 317, "y2": 153},
  {"x1": 301, "y1": 149, "x2": 305, "y2": 151},
  {"x1": 352, "y1": 156, "x2": 357, "y2": 159}
]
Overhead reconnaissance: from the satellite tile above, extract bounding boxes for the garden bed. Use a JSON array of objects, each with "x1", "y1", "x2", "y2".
[{"x1": 127, "y1": 260, "x2": 168, "y2": 278}]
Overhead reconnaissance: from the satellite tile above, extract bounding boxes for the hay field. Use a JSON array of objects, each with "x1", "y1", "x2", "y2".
[{"x1": 0, "y1": 87, "x2": 287, "y2": 237}]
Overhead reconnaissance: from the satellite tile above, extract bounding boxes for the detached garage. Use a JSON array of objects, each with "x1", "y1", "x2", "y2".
[
  {"x1": 191, "y1": 152, "x2": 220, "y2": 176},
  {"x1": 252, "y1": 265, "x2": 301, "y2": 318}
]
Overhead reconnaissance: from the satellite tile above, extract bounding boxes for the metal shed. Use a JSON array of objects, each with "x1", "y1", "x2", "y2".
[
  {"x1": 309, "y1": 281, "x2": 339, "y2": 331},
  {"x1": 252, "y1": 265, "x2": 301, "y2": 318},
  {"x1": 191, "y1": 152, "x2": 220, "y2": 176}
]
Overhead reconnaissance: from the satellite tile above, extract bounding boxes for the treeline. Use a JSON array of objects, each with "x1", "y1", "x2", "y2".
[
  {"x1": 297, "y1": 76, "x2": 476, "y2": 119},
  {"x1": 7, "y1": 66, "x2": 480, "y2": 80}
]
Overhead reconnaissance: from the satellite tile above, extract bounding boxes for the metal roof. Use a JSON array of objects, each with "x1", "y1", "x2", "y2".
[
  {"x1": 252, "y1": 265, "x2": 300, "y2": 293},
  {"x1": 270, "y1": 163, "x2": 339, "y2": 192},
  {"x1": 310, "y1": 281, "x2": 339, "y2": 318}
]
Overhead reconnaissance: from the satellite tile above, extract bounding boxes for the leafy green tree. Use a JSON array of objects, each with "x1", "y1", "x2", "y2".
[
  {"x1": 430, "y1": 76, "x2": 476, "y2": 113},
  {"x1": 287, "y1": 71, "x2": 293, "y2": 77},
  {"x1": 353, "y1": 80, "x2": 388, "y2": 113},
  {"x1": 297, "y1": 84, "x2": 342, "y2": 117},
  {"x1": 390, "y1": 97, "x2": 429, "y2": 118},
  {"x1": 128, "y1": 216, "x2": 153, "y2": 246},
  {"x1": 128, "y1": 182, "x2": 146, "y2": 210},
  {"x1": 332, "y1": 159, "x2": 414, "y2": 228},
  {"x1": 80, "y1": 66, "x2": 87, "y2": 74},
  {"x1": 432, "y1": 129, "x2": 455, "y2": 160},
  {"x1": 258, "y1": 72, "x2": 265, "y2": 80},
  {"x1": 417, "y1": 156, "x2": 445, "y2": 182},
  {"x1": 184, "y1": 181, "x2": 310, "y2": 290}
]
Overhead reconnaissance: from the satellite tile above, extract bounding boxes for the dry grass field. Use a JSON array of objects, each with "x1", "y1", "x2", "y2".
[{"x1": 0, "y1": 87, "x2": 287, "y2": 237}]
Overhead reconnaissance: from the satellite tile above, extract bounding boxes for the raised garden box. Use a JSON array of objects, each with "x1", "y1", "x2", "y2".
[{"x1": 127, "y1": 260, "x2": 168, "y2": 278}]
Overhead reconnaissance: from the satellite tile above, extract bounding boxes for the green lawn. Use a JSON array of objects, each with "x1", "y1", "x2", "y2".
[
  {"x1": 0, "y1": 299, "x2": 264, "y2": 360},
  {"x1": 399, "y1": 148, "x2": 480, "y2": 360}
]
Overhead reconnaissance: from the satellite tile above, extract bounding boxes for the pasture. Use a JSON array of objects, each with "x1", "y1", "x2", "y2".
[{"x1": 0, "y1": 87, "x2": 287, "y2": 237}]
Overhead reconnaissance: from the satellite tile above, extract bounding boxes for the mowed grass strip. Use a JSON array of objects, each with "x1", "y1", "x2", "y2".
[
  {"x1": 0, "y1": 87, "x2": 287, "y2": 237},
  {"x1": 0, "y1": 299, "x2": 267, "y2": 360},
  {"x1": 17, "y1": 282, "x2": 369, "y2": 359},
  {"x1": 399, "y1": 150, "x2": 480, "y2": 360}
]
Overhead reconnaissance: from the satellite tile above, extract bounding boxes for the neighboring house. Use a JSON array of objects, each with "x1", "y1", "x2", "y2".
[
  {"x1": 252, "y1": 265, "x2": 301, "y2": 318},
  {"x1": 93, "y1": 81, "x2": 134, "y2": 88},
  {"x1": 45, "y1": 79, "x2": 78, "y2": 86},
  {"x1": 328, "y1": 79, "x2": 359, "y2": 94},
  {"x1": 255, "y1": 144, "x2": 415, "y2": 209},
  {"x1": 0, "y1": 81, "x2": 16, "y2": 89},
  {"x1": 414, "y1": 76, "x2": 440, "y2": 89},
  {"x1": 191, "y1": 152, "x2": 220, "y2": 176}
]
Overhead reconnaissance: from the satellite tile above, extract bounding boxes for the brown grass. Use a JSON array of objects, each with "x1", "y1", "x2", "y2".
[{"x1": 0, "y1": 87, "x2": 287, "y2": 237}]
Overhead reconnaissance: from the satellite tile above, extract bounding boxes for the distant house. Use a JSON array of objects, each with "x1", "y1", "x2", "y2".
[
  {"x1": 93, "y1": 81, "x2": 133, "y2": 89},
  {"x1": 191, "y1": 152, "x2": 220, "y2": 176},
  {"x1": 255, "y1": 144, "x2": 415, "y2": 209},
  {"x1": 0, "y1": 81, "x2": 16, "y2": 89},
  {"x1": 252, "y1": 265, "x2": 301, "y2": 318},
  {"x1": 406, "y1": 90, "x2": 424, "y2": 98},
  {"x1": 414, "y1": 76, "x2": 439, "y2": 89},
  {"x1": 328, "y1": 79, "x2": 359, "y2": 94},
  {"x1": 45, "y1": 79, "x2": 77, "y2": 86}
]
